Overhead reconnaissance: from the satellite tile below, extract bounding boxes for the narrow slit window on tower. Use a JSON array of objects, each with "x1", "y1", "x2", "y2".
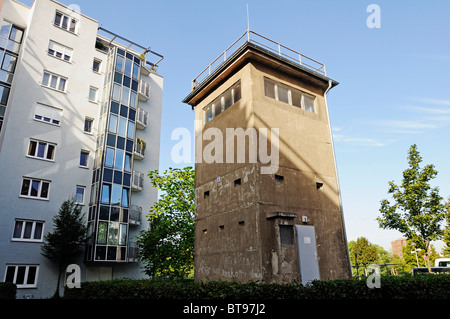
[
  {"x1": 204, "y1": 190, "x2": 210, "y2": 198},
  {"x1": 275, "y1": 174, "x2": 284, "y2": 184},
  {"x1": 234, "y1": 178, "x2": 241, "y2": 187},
  {"x1": 316, "y1": 182, "x2": 324, "y2": 190},
  {"x1": 219, "y1": 225, "x2": 225, "y2": 230}
]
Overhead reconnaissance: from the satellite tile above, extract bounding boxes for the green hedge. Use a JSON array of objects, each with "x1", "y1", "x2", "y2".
[
  {"x1": 0, "y1": 282, "x2": 16, "y2": 299},
  {"x1": 63, "y1": 274, "x2": 450, "y2": 299}
]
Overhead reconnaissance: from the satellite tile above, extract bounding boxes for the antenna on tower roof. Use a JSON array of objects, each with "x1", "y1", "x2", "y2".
[
  {"x1": 246, "y1": 3, "x2": 250, "y2": 31},
  {"x1": 246, "y1": 3, "x2": 251, "y2": 41}
]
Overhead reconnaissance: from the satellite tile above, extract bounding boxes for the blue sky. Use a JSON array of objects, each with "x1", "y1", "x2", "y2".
[{"x1": 32, "y1": 0, "x2": 450, "y2": 252}]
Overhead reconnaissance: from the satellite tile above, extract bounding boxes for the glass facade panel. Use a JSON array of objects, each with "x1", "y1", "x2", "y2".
[
  {"x1": 88, "y1": 46, "x2": 147, "y2": 263},
  {"x1": 114, "y1": 149, "x2": 124, "y2": 170},
  {"x1": 119, "y1": 224, "x2": 127, "y2": 245},
  {"x1": 117, "y1": 116, "x2": 127, "y2": 137},
  {"x1": 108, "y1": 222, "x2": 119, "y2": 245},
  {"x1": 108, "y1": 114, "x2": 118, "y2": 133},
  {"x1": 105, "y1": 147, "x2": 114, "y2": 167},
  {"x1": 97, "y1": 222, "x2": 107, "y2": 244},
  {"x1": 101, "y1": 184, "x2": 110, "y2": 204},
  {"x1": 122, "y1": 188, "x2": 129, "y2": 207},
  {"x1": 127, "y1": 121, "x2": 134, "y2": 139},
  {"x1": 111, "y1": 184, "x2": 121, "y2": 205}
]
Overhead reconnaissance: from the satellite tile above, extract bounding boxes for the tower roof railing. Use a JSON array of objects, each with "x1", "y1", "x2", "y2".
[{"x1": 191, "y1": 30, "x2": 326, "y2": 90}]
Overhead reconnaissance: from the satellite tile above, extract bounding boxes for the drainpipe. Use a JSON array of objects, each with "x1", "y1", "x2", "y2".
[{"x1": 323, "y1": 79, "x2": 352, "y2": 278}]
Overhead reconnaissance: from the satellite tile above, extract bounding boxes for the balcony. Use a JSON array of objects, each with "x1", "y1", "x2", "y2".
[
  {"x1": 127, "y1": 241, "x2": 140, "y2": 262},
  {"x1": 129, "y1": 205, "x2": 142, "y2": 225},
  {"x1": 138, "y1": 80, "x2": 150, "y2": 101},
  {"x1": 136, "y1": 107, "x2": 148, "y2": 129},
  {"x1": 134, "y1": 138, "x2": 146, "y2": 160},
  {"x1": 131, "y1": 170, "x2": 144, "y2": 191}
]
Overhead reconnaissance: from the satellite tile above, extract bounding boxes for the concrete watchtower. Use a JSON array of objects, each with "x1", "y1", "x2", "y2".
[{"x1": 183, "y1": 30, "x2": 351, "y2": 284}]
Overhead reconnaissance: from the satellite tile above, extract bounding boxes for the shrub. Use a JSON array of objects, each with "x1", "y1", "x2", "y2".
[{"x1": 63, "y1": 274, "x2": 450, "y2": 299}]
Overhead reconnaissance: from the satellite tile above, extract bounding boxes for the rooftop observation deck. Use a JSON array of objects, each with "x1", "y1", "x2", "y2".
[{"x1": 191, "y1": 30, "x2": 327, "y2": 91}]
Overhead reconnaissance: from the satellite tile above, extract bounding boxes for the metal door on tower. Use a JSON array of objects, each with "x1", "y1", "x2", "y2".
[{"x1": 296, "y1": 225, "x2": 320, "y2": 285}]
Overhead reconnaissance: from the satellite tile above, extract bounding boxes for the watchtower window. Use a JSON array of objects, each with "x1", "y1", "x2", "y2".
[
  {"x1": 234, "y1": 178, "x2": 242, "y2": 187},
  {"x1": 204, "y1": 81, "x2": 241, "y2": 123},
  {"x1": 264, "y1": 77, "x2": 316, "y2": 113}
]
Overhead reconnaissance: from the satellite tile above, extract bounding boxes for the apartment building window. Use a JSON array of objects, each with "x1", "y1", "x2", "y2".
[
  {"x1": 54, "y1": 11, "x2": 77, "y2": 33},
  {"x1": 0, "y1": 22, "x2": 23, "y2": 54},
  {"x1": 0, "y1": 51, "x2": 17, "y2": 83},
  {"x1": 84, "y1": 117, "x2": 93, "y2": 133},
  {"x1": 80, "y1": 150, "x2": 89, "y2": 167},
  {"x1": 75, "y1": 186, "x2": 85, "y2": 204},
  {"x1": 34, "y1": 103, "x2": 62, "y2": 126},
  {"x1": 0, "y1": 22, "x2": 23, "y2": 133},
  {"x1": 0, "y1": 84, "x2": 10, "y2": 106},
  {"x1": 27, "y1": 139, "x2": 56, "y2": 161},
  {"x1": 48, "y1": 40, "x2": 73, "y2": 62},
  {"x1": 204, "y1": 81, "x2": 241, "y2": 123},
  {"x1": 12, "y1": 220, "x2": 44, "y2": 242},
  {"x1": 20, "y1": 178, "x2": 50, "y2": 200},
  {"x1": 4, "y1": 265, "x2": 39, "y2": 288},
  {"x1": 264, "y1": 77, "x2": 316, "y2": 113},
  {"x1": 42, "y1": 71, "x2": 67, "y2": 92},
  {"x1": 93, "y1": 59, "x2": 101, "y2": 72},
  {"x1": 89, "y1": 87, "x2": 98, "y2": 102}
]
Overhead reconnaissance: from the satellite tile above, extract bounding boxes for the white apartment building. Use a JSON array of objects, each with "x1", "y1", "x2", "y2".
[{"x1": 0, "y1": 0, "x2": 164, "y2": 298}]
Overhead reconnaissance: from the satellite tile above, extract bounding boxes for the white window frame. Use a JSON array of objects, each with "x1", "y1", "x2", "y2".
[
  {"x1": 79, "y1": 150, "x2": 89, "y2": 168},
  {"x1": 4, "y1": 265, "x2": 39, "y2": 288},
  {"x1": 84, "y1": 117, "x2": 93, "y2": 134},
  {"x1": 54, "y1": 11, "x2": 78, "y2": 34},
  {"x1": 20, "y1": 178, "x2": 51, "y2": 200},
  {"x1": 48, "y1": 40, "x2": 73, "y2": 62},
  {"x1": 93, "y1": 58, "x2": 101, "y2": 73},
  {"x1": 89, "y1": 86, "x2": 98, "y2": 103},
  {"x1": 27, "y1": 139, "x2": 56, "y2": 161},
  {"x1": 12, "y1": 219, "x2": 45, "y2": 242},
  {"x1": 34, "y1": 103, "x2": 63, "y2": 126},
  {"x1": 75, "y1": 186, "x2": 85, "y2": 204},
  {"x1": 42, "y1": 71, "x2": 67, "y2": 92}
]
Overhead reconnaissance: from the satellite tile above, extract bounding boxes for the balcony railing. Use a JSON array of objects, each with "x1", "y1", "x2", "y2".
[
  {"x1": 138, "y1": 80, "x2": 150, "y2": 101},
  {"x1": 129, "y1": 205, "x2": 142, "y2": 225},
  {"x1": 131, "y1": 170, "x2": 144, "y2": 191},
  {"x1": 136, "y1": 107, "x2": 148, "y2": 129},
  {"x1": 134, "y1": 138, "x2": 146, "y2": 160},
  {"x1": 192, "y1": 29, "x2": 327, "y2": 90},
  {"x1": 127, "y1": 241, "x2": 140, "y2": 262}
]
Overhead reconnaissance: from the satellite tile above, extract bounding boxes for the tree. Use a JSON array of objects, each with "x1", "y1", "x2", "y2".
[
  {"x1": 41, "y1": 198, "x2": 89, "y2": 298},
  {"x1": 137, "y1": 166, "x2": 195, "y2": 279},
  {"x1": 442, "y1": 199, "x2": 450, "y2": 257},
  {"x1": 377, "y1": 144, "x2": 446, "y2": 272},
  {"x1": 348, "y1": 237, "x2": 380, "y2": 276},
  {"x1": 401, "y1": 239, "x2": 439, "y2": 273}
]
